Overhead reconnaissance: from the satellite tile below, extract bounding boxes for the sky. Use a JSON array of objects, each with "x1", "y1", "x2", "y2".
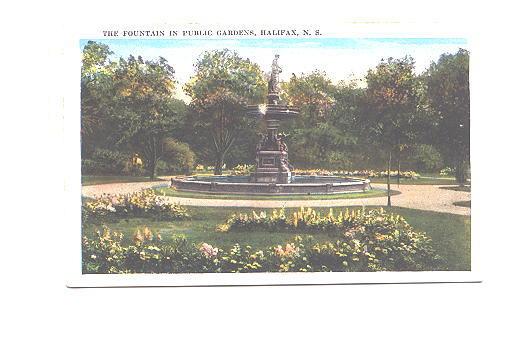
[{"x1": 80, "y1": 38, "x2": 467, "y2": 102}]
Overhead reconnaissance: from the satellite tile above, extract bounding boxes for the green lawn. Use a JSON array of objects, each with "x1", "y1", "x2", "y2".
[
  {"x1": 83, "y1": 205, "x2": 471, "y2": 271},
  {"x1": 454, "y1": 200, "x2": 471, "y2": 208},
  {"x1": 369, "y1": 176, "x2": 459, "y2": 185},
  {"x1": 82, "y1": 175, "x2": 165, "y2": 186},
  {"x1": 154, "y1": 186, "x2": 400, "y2": 200}
]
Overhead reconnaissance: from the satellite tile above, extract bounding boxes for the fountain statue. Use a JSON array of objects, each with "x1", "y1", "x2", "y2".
[
  {"x1": 268, "y1": 54, "x2": 282, "y2": 104},
  {"x1": 246, "y1": 54, "x2": 300, "y2": 183}
]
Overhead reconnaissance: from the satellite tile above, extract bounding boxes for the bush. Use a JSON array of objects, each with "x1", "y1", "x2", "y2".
[
  {"x1": 82, "y1": 208, "x2": 445, "y2": 273},
  {"x1": 82, "y1": 189, "x2": 189, "y2": 223},
  {"x1": 159, "y1": 138, "x2": 196, "y2": 175},
  {"x1": 324, "y1": 151, "x2": 353, "y2": 170},
  {"x1": 294, "y1": 169, "x2": 420, "y2": 179},
  {"x1": 81, "y1": 148, "x2": 130, "y2": 175},
  {"x1": 232, "y1": 164, "x2": 255, "y2": 176},
  {"x1": 440, "y1": 167, "x2": 455, "y2": 176},
  {"x1": 405, "y1": 144, "x2": 444, "y2": 172}
]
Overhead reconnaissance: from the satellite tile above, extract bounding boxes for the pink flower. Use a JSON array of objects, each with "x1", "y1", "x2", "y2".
[
  {"x1": 199, "y1": 243, "x2": 218, "y2": 258},
  {"x1": 274, "y1": 245, "x2": 285, "y2": 256},
  {"x1": 274, "y1": 244, "x2": 298, "y2": 257}
]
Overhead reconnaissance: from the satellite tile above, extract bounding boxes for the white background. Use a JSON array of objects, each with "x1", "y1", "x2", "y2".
[{"x1": 1, "y1": 1, "x2": 512, "y2": 336}]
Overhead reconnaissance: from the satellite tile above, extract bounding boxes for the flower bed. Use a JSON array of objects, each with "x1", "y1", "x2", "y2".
[
  {"x1": 82, "y1": 189, "x2": 189, "y2": 222},
  {"x1": 217, "y1": 207, "x2": 371, "y2": 233},
  {"x1": 231, "y1": 164, "x2": 255, "y2": 176},
  {"x1": 82, "y1": 207, "x2": 445, "y2": 273},
  {"x1": 294, "y1": 169, "x2": 420, "y2": 179}
]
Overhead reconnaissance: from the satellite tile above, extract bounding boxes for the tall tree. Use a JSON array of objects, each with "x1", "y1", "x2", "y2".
[
  {"x1": 282, "y1": 71, "x2": 348, "y2": 167},
  {"x1": 283, "y1": 70, "x2": 336, "y2": 126},
  {"x1": 362, "y1": 56, "x2": 423, "y2": 206},
  {"x1": 424, "y1": 49, "x2": 470, "y2": 185},
  {"x1": 80, "y1": 41, "x2": 116, "y2": 155},
  {"x1": 184, "y1": 49, "x2": 266, "y2": 175},
  {"x1": 111, "y1": 55, "x2": 177, "y2": 179}
]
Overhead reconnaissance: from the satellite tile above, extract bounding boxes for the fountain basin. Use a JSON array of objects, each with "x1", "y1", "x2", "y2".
[{"x1": 170, "y1": 175, "x2": 371, "y2": 195}]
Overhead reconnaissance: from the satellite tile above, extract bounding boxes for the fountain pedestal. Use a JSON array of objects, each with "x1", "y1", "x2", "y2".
[
  {"x1": 251, "y1": 118, "x2": 292, "y2": 183},
  {"x1": 246, "y1": 92, "x2": 299, "y2": 183}
]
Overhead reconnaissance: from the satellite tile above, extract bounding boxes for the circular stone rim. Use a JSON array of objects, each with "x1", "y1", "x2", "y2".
[{"x1": 170, "y1": 175, "x2": 372, "y2": 195}]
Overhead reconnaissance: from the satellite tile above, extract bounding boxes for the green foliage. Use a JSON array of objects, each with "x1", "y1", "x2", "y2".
[
  {"x1": 82, "y1": 189, "x2": 189, "y2": 223},
  {"x1": 363, "y1": 56, "x2": 424, "y2": 149},
  {"x1": 283, "y1": 70, "x2": 337, "y2": 125},
  {"x1": 424, "y1": 49, "x2": 470, "y2": 184},
  {"x1": 184, "y1": 49, "x2": 266, "y2": 174},
  {"x1": 81, "y1": 148, "x2": 130, "y2": 175},
  {"x1": 231, "y1": 164, "x2": 254, "y2": 176},
  {"x1": 82, "y1": 207, "x2": 445, "y2": 273},
  {"x1": 110, "y1": 55, "x2": 178, "y2": 178},
  {"x1": 283, "y1": 73, "x2": 361, "y2": 168},
  {"x1": 80, "y1": 44, "x2": 469, "y2": 179},
  {"x1": 440, "y1": 167, "x2": 455, "y2": 176},
  {"x1": 361, "y1": 56, "x2": 427, "y2": 204},
  {"x1": 404, "y1": 144, "x2": 444, "y2": 172},
  {"x1": 81, "y1": 41, "x2": 117, "y2": 155},
  {"x1": 158, "y1": 138, "x2": 196, "y2": 175}
]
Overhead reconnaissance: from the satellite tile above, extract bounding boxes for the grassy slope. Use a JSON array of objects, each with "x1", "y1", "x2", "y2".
[
  {"x1": 83, "y1": 205, "x2": 471, "y2": 271},
  {"x1": 82, "y1": 175, "x2": 165, "y2": 186}
]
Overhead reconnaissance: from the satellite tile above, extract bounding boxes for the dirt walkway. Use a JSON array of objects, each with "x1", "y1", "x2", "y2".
[{"x1": 82, "y1": 181, "x2": 470, "y2": 216}]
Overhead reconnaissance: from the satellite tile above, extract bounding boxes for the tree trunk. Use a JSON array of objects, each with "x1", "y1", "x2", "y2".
[
  {"x1": 149, "y1": 137, "x2": 158, "y2": 180},
  {"x1": 148, "y1": 159, "x2": 156, "y2": 180},
  {"x1": 397, "y1": 153, "x2": 401, "y2": 187},
  {"x1": 387, "y1": 150, "x2": 392, "y2": 207},
  {"x1": 214, "y1": 154, "x2": 224, "y2": 175},
  {"x1": 456, "y1": 160, "x2": 468, "y2": 187}
]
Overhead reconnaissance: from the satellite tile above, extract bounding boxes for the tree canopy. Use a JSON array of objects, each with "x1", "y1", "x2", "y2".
[
  {"x1": 424, "y1": 49, "x2": 470, "y2": 184},
  {"x1": 183, "y1": 49, "x2": 266, "y2": 174},
  {"x1": 81, "y1": 41, "x2": 470, "y2": 184}
]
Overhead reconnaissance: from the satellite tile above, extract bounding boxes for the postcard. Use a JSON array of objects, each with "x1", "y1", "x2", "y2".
[{"x1": 66, "y1": 22, "x2": 476, "y2": 287}]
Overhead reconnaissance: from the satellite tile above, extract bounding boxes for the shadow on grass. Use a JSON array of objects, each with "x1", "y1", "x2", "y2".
[
  {"x1": 440, "y1": 186, "x2": 471, "y2": 192},
  {"x1": 453, "y1": 200, "x2": 471, "y2": 208}
]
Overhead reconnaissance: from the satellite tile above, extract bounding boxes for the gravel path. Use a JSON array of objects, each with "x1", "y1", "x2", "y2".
[{"x1": 82, "y1": 181, "x2": 470, "y2": 216}]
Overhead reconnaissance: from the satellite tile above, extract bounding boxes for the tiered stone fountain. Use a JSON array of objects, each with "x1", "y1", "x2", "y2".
[
  {"x1": 171, "y1": 55, "x2": 370, "y2": 195},
  {"x1": 246, "y1": 55, "x2": 299, "y2": 183}
]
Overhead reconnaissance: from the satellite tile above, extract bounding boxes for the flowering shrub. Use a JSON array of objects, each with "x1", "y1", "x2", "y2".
[
  {"x1": 82, "y1": 226, "x2": 127, "y2": 273},
  {"x1": 82, "y1": 189, "x2": 189, "y2": 222},
  {"x1": 294, "y1": 169, "x2": 420, "y2": 179},
  {"x1": 82, "y1": 209, "x2": 445, "y2": 273},
  {"x1": 440, "y1": 167, "x2": 455, "y2": 176},
  {"x1": 199, "y1": 243, "x2": 219, "y2": 258},
  {"x1": 215, "y1": 207, "x2": 444, "y2": 271},
  {"x1": 370, "y1": 170, "x2": 420, "y2": 179},
  {"x1": 219, "y1": 207, "x2": 395, "y2": 233},
  {"x1": 232, "y1": 164, "x2": 255, "y2": 176}
]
